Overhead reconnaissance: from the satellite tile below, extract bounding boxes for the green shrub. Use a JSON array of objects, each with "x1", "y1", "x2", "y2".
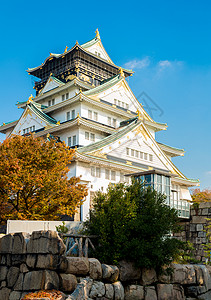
[{"x1": 84, "y1": 179, "x2": 183, "y2": 272}]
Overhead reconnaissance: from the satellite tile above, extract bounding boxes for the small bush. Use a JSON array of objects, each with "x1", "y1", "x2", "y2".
[{"x1": 84, "y1": 179, "x2": 183, "y2": 272}]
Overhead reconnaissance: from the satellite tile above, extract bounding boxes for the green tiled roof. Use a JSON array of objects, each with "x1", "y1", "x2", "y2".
[
  {"x1": 1, "y1": 120, "x2": 18, "y2": 127},
  {"x1": 84, "y1": 74, "x2": 122, "y2": 96},
  {"x1": 81, "y1": 37, "x2": 99, "y2": 49},
  {"x1": 78, "y1": 118, "x2": 140, "y2": 154},
  {"x1": 29, "y1": 102, "x2": 57, "y2": 125}
]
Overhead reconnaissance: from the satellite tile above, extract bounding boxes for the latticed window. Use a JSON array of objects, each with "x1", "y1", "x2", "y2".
[
  {"x1": 85, "y1": 132, "x2": 89, "y2": 140},
  {"x1": 111, "y1": 171, "x2": 116, "y2": 181},
  {"x1": 105, "y1": 169, "x2": 110, "y2": 180}
]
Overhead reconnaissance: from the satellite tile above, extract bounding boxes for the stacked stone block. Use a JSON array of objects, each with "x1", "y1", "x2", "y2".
[
  {"x1": 174, "y1": 202, "x2": 211, "y2": 262},
  {"x1": 1, "y1": 230, "x2": 211, "y2": 299}
]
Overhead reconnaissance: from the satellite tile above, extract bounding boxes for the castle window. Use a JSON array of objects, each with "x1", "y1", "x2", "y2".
[
  {"x1": 94, "y1": 112, "x2": 98, "y2": 121},
  {"x1": 140, "y1": 152, "x2": 143, "y2": 159},
  {"x1": 33, "y1": 125, "x2": 35, "y2": 131},
  {"x1": 96, "y1": 167, "x2": 101, "y2": 178},
  {"x1": 149, "y1": 154, "x2": 153, "y2": 162},
  {"x1": 126, "y1": 103, "x2": 129, "y2": 109},
  {"x1": 120, "y1": 172, "x2": 124, "y2": 182},
  {"x1": 113, "y1": 118, "x2": 117, "y2": 128},
  {"x1": 135, "y1": 150, "x2": 139, "y2": 158},
  {"x1": 48, "y1": 100, "x2": 51, "y2": 106},
  {"x1": 126, "y1": 148, "x2": 129, "y2": 155},
  {"x1": 131, "y1": 149, "x2": 134, "y2": 156},
  {"x1": 88, "y1": 110, "x2": 92, "y2": 119},
  {"x1": 108, "y1": 117, "x2": 111, "y2": 126},
  {"x1": 66, "y1": 93, "x2": 69, "y2": 100},
  {"x1": 52, "y1": 99, "x2": 55, "y2": 105},
  {"x1": 67, "y1": 137, "x2": 71, "y2": 147},
  {"x1": 85, "y1": 132, "x2": 89, "y2": 140},
  {"x1": 91, "y1": 167, "x2": 95, "y2": 177},
  {"x1": 66, "y1": 111, "x2": 70, "y2": 121},
  {"x1": 111, "y1": 171, "x2": 116, "y2": 181},
  {"x1": 72, "y1": 110, "x2": 75, "y2": 119},
  {"x1": 62, "y1": 94, "x2": 65, "y2": 101},
  {"x1": 114, "y1": 99, "x2": 117, "y2": 105},
  {"x1": 23, "y1": 129, "x2": 25, "y2": 134},
  {"x1": 73, "y1": 135, "x2": 76, "y2": 145},
  {"x1": 105, "y1": 169, "x2": 110, "y2": 180},
  {"x1": 90, "y1": 133, "x2": 95, "y2": 142},
  {"x1": 144, "y1": 153, "x2": 148, "y2": 160}
]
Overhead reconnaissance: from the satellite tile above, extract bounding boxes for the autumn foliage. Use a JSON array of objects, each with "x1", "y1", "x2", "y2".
[
  {"x1": 0, "y1": 134, "x2": 87, "y2": 224},
  {"x1": 191, "y1": 188, "x2": 211, "y2": 203}
]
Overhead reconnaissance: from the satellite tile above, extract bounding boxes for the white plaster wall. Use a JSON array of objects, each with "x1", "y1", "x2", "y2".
[{"x1": 50, "y1": 103, "x2": 81, "y2": 123}]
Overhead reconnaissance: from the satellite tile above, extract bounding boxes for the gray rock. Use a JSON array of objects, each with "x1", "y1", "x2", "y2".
[
  {"x1": 0, "y1": 265, "x2": 8, "y2": 281},
  {"x1": 7, "y1": 266, "x2": 20, "y2": 288},
  {"x1": 60, "y1": 273, "x2": 77, "y2": 292},
  {"x1": 145, "y1": 286, "x2": 157, "y2": 300},
  {"x1": 23, "y1": 270, "x2": 44, "y2": 291},
  {"x1": 65, "y1": 257, "x2": 89, "y2": 275},
  {"x1": 11, "y1": 254, "x2": 26, "y2": 265},
  {"x1": 9, "y1": 291, "x2": 22, "y2": 300},
  {"x1": 26, "y1": 230, "x2": 65, "y2": 254},
  {"x1": 198, "y1": 290, "x2": 211, "y2": 300},
  {"x1": 67, "y1": 277, "x2": 93, "y2": 300},
  {"x1": 0, "y1": 254, "x2": 11, "y2": 266},
  {"x1": 89, "y1": 258, "x2": 102, "y2": 280},
  {"x1": 20, "y1": 263, "x2": 29, "y2": 273},
  {"x1": 0, "y1": 234, "x2": 14, "y2": 254},
  {"x1": 172, "y1": 264, "x2": 196, "y2": 285},
  {"x1": 36, "y1": 254, "x2": 60, "y2": 270},
  {"x1": 125, "y1": 284, "x2": 144, "y2": 300},
  {"x1": 102, "y1": 264, "x2": 119, "y2": 283},
  {"x1": 0, "y1": 288, "x2": 11, "y2": 300},
  {"x1": 12, "y1": 232, "x2": 30, "y2": 254},
  {"x1": 23, "y1": 270, "x2": 59, "y2": 291},
  {"x1": 0, "y1": 281, "x2": 6, "y2": 288},
  {"x1": 173, "y1": 284, "x2": 185, "y2": 300},
  {"x1": 57, "y1": 255, "x2": 68, "y2": 273},
  {"x1": 118, "y1": 260, "x2": 141, "y2": 282},
  {"x1": 14, "y1": 273, "x2": 24, "y2": 291},
  {"x1": 105, "y1": 283, "x2": 114, "y2": 299},
  {"x1": 89, "y1": 281, "x2": 105, "y2": 298},
  {"x1": 113, "y1": 281, "x2": 124, "y2": 300},
  {"x1": 157, "y1": 284, "x2": 173, "y2": 300},
  {"x1": 140, "y1": 268, "x2": 157, "y2": 285},
  {"x1": 26, "y1": 254, "x2": 37, "y2": 268}
]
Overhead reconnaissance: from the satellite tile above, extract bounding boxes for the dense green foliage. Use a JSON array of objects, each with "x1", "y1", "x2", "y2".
[{"x1": 84, "y1": 180, "x2": 183, "y2": 271}]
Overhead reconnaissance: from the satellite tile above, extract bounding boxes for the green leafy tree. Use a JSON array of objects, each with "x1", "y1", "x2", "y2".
[{"x1": 84, "y1": 180, "x2": 182, "y2": 271}]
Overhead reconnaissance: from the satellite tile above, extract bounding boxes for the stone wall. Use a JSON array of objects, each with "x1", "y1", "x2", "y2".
[
  {"x1": 1, "y1": 230, "x2": 211, "y2": 299},
  {"x1": 174, "y1": 202, "x2": 211, "y2": 262}
]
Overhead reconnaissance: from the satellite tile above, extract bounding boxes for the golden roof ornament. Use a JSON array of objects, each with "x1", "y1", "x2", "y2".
[
  {"x1": 119, "y1": 67, "x2": 125, "y2": 78},
  {"x1": 56, "y1": 121, "x2": 60, "y2": 125},
  {"x1": 95, "y1": 28, "x2": 100, "y2": 39},
  {"x1": 136, "y1": 109, "x2": 142, "y2": 120},
  {"x1": 27, "y1": 94, "x2": 33, "y2": 104},
  {"x1": 64, "y1": 46, "x2": 68, "y2": 53},
  {"x1": 46, "y1": 133, "x2": 50, "y2": 138},
  {"x1": 3, "y1": 123, "x2": 5, "y2": 126}
]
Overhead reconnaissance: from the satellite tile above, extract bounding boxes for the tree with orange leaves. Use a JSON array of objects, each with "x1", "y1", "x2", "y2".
[
  {"x1": 0, "y1": 134, "x2": 88, "y2": 224},
  {"x1": 191, "y1": 188, "x2": 211, "y2": 203}
]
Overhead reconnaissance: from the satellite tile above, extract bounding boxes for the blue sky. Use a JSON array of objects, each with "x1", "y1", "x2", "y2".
[{"x1": 0, "y1": 0, "x2": 210, "y2": 189}]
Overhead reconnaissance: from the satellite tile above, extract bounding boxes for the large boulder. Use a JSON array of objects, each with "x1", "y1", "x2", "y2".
[
  {"x1": 0, "y1": 288, "x2": 11, "y2": 300},
  {"x1": 14, "y1": 273, "x2": 24, "y2": 291},
  {"x1": 89, "y1": 258, "x2": 102, "y2": 280},
  {"x1": 140, "y1": 268, "x2": 157, "y2": 285},
  {"x1": 67, "y1": 277, "x2": 93, "y2": 300},
  {"x1": 9, "y1": 291, "x2": 22, "y2": 300},
  {"x1": 171, "y1": 264, "x2": 196, "y2": 285},
  {"x1": 23, "y1": 270, "x2": 59, "y2": 291},
  {"x1": 0, "y1": 266, "x2": 8, "y2": 281},
  {"x1": 157, "y1": 284, "x2": 173, "y2": 300},
  {"x1": 173, "y1": 284, "x2": 185, "y2": 300},
  {"x1": 89, "y1": 281, "x2": 105, "y2": 298},
  {"x1": 65, "y1": 257, "x2": 89, "y2": 275},
  {"x1": 102, "y1": 264, "x2": 119, "y2": 283},
  {"x1": 12, "y1": 232, "x2": 30, "y2": 254},
  {"x1": 145, "y1": 286, "x2": 157, "y2": 300},
  {"x1": 7, "y1": 266, "x2": 20, "y2": 288},
  {"x1": 36, "y1": 254, "x2": 60, "y2": 270},
  {"x1": 59, "y1": 273, "x2": 77, "y2": 292},
  {"x1": 113, "y1": 281, "x2": 124, "y2": 300},
  {"x1": 125, "y1": 284, "x2": 144, "y2": 300},
  {"x1": 0, "y1": 234, "x2": 14, "y2": 254},
  {"x1": 105, "y1": 283, "x2": 114, "y2": 299},
  {"x1": 118, "y1": 260, "x2": 141, "y2": 282},
  {"x1": 26, "y1": 230, "x2": 65, "y2": 255}
]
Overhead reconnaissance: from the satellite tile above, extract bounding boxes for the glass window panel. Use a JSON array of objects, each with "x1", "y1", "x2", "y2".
[
  {"x1": 96, "y1": 167, "x2": 101, "y2": 178},
  {"x1": 131, "y1": 149, "x2": 134, "y2": 156},
  {"x1": 68, "y1": 137, "x2": 71, "y2": 147},
  {"x1": 90, "y1": 133, "x2": 95, "y2": 141},
  {"x1": 105, "y1": 169, "x2": 110, "y2": 180},
  {"x1": 111, "y1": 171, "x2": 116, "y2": 181},
  {"x1": 85, "y1": 132, "x2": 89, "y2": 140},
  {"x1": 73, "y1": 135, "x2": 76, "y2": 145},
  {"x1": 88, "y1": 110, "x2": 92, "y2": 119},
  {"x1": 144, "y1": 174, "x2": 151, "y2": 184},
  {"x1": 144, "y1": 153, "x2": 148, "y2": 160},
  {"x1": 72, "y1": 110, "x2": 75, "y2": 119},
  {"x1": 91, "y1": 167, "x2": 95, "y2": 177},
  {"x1": 140, "y1": 152, "x2": 143, "y2": 159},
  {"x1": 66, "y1": 111, "x2": 70, "y2": 120}
]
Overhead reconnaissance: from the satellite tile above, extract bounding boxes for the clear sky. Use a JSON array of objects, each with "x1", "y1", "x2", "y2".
[{"x1": 0, "y1": 0, "x2": 210, "y2": 189}]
